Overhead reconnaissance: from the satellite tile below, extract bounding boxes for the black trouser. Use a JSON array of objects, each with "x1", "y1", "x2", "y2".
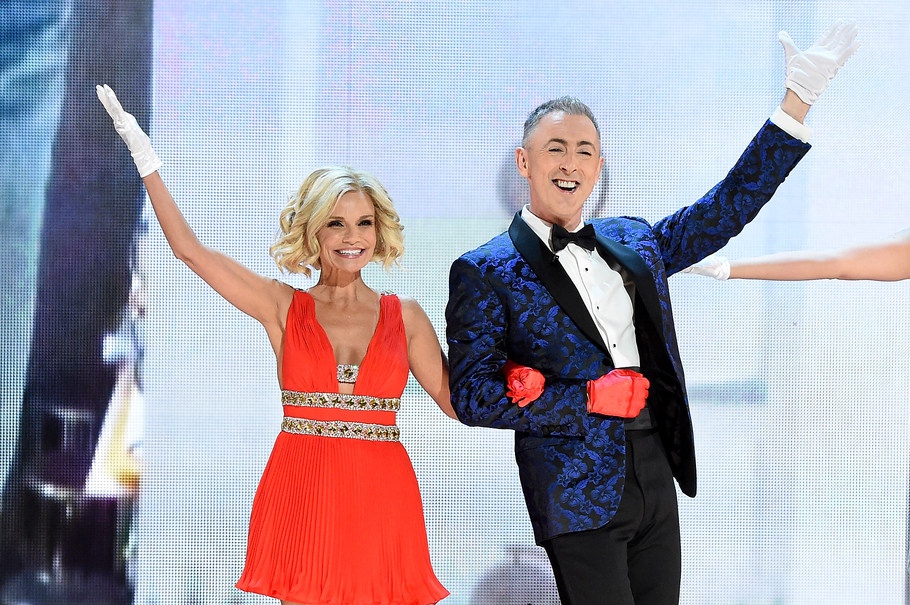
[{"x1": 542, "y1": 429, "x2": 681, "y2": 605}]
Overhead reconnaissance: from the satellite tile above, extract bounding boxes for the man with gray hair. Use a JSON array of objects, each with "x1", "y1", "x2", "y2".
[{"x1": 446, "y1": 21, "x2": 858, "y2": 604}]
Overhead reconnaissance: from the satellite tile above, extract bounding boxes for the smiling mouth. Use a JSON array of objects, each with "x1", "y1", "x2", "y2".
[
  {"x1": 336, "y1": 249, "x2": 365, "y2": 257},
  {"x1": 554, "y1": 179, "x2": 578, "y2": 192}
]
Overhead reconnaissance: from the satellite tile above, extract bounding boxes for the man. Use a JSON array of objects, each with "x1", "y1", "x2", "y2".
[{"x1": 446, "y1": 21, "x2": 858, "y2": 605}]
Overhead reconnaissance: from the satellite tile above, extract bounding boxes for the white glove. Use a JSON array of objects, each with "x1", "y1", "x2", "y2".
[
  {"x1": 681, "y1": 255, "x2": 730, "y2": 281},
  {"x1": 779, "y1": 20, "x2": 859, "y2": 105},
  {"x1": 96, "y1": 84, "x2": 162, "y2": 178}
]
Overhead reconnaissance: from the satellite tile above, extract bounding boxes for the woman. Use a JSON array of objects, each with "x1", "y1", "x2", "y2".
[
  {"x1": 682, "y1": 229, "x2": 910, "y2": 281},
  {"x1": 96, "y1": 85, "x2": 452, "y2": 605}
]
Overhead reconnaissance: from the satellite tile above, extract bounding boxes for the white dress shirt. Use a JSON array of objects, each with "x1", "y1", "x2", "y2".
[{"x1": 521, "y1": 207, "x2": 641, "y2": 368}]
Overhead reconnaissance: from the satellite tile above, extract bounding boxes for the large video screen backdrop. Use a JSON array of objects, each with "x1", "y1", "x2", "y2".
[{"x1": 2, "y1": 1, "x2": 909, "y2": 604}]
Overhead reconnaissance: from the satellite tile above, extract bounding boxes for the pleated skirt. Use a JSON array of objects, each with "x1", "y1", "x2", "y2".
[{"x1": 235, "y1": 430, "x2": 449, "y2": 604}]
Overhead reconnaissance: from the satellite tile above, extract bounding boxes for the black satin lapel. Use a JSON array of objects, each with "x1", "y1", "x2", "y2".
[
  {"x1": 508, "y1": 213, "x2": 609, "y2": 353},
  {"x1": 594, "y1": 235, "x2": 664, "y2": 332}
]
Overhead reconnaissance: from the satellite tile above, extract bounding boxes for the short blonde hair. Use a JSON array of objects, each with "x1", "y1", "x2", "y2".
[{"x1": 270, "y1": 166, "x2": 404, "y2": 276}]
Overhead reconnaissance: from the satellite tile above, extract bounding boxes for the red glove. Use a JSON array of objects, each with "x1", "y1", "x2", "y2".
[
  {"x1": 586, "y1": 369, "x2": 649, "y2": 418},
  {"x1": 502, "y1": 360, "x2": 545, "y2": 407}
]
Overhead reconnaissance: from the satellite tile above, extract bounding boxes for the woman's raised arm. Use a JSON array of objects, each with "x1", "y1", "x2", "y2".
[{"x1": 96, "y1": 84, "x2": 291, "y2": 334}]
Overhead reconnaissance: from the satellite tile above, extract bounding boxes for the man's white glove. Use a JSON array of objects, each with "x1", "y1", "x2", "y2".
[
  {"x1": 96, "y1": 84, "x2": 162, "y2": 178},
  {"x1": 681, "y1": 255, "x2": 730, "y2": 281},
  {"x1": 779, "y1": 20, "x2": 859, "y2": 105}
]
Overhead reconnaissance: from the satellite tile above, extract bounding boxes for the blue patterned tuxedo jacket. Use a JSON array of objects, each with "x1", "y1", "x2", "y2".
[{"x1": 446, "y1": 120, "x2": 811, "y2": 544}]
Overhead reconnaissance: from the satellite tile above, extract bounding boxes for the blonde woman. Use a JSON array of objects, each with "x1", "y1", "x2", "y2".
[{"x1": 97, "y1": 85, "x2": 452, "y2": 605}]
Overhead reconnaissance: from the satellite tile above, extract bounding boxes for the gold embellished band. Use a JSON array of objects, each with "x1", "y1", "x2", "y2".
[
  {"x1": 281, "y1": 390, "x2": 400, "y2": 412},
  {"x1": 281, "y1": 417, "x2": 400, "y2": 442}
]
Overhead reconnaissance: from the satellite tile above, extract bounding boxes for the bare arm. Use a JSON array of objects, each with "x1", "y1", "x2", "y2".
[
  {"x1": 142, "y1": 173, "x2": 291, "y2": 329},
  {"x1": 730, "y1": 231, "x2": 910, "y2": 282},
  {"x1": 401, "y1": 297, "x2": 457, "y2": 419},
  {"x1": 779, "y1": 89, "x2": 810, "y2": 123},
  {"x1": 97, "y1": 84, "x2": 292, "y2": 343}
]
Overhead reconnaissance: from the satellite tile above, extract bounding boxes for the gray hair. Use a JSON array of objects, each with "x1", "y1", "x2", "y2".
[{"x1": 522, "y1": 96, "x2": 601, "y2": 146}]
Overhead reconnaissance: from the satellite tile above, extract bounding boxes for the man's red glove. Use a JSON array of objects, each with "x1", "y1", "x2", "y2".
[
  {"x1": 586, "y1": 369, "x2": 649, "y2": 418},
  {"x1": 502, "y1": 360, "x2": 545, "y2": 407}
]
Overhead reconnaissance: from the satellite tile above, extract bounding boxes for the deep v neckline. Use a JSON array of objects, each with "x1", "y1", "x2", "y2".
[{"x1": 305, "y1": 291, "x2": 385, "y2": 393}]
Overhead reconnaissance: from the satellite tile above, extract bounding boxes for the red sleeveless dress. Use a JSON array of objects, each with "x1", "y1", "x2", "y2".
[{"x1": 235, "y1": 291, "x2": 449, "y2": 604}]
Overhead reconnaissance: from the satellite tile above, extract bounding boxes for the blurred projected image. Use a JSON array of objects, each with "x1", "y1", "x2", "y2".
[{"x1": 0, "y1": 2, "x2": 151, "y2": 603}]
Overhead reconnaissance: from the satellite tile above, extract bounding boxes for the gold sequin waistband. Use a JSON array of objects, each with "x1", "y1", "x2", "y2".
[
  {"x1": 281, "y1": 417, "x2": 400, "y2": 442},
  {"x1": 281, "y1": 390, "x2": 400, "y2": 411}
]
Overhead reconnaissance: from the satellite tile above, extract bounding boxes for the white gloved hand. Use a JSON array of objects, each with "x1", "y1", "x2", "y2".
[
  {"x1": 681, "y1": 255, "x2": 730, "y2": 281},
  {"x1": 96, "y1": 84, "x2": 162, "y2": 178},
  {"x1": 778, "y1": 20, "x2": 859, "y2": 105}
]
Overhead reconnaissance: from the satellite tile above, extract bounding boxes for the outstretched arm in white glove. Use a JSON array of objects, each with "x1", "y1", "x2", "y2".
[
  {"x1": 776, "y1": 20, "x2": 859, "y2": 125},
  {"x1": 780, "y1": 20, "x2": 859, "y2": 106},
  {"x1": 681, "y1": 231, "x2": 910, "y2": 282},
  {"x1": 680, "y1": 255, "x2": 731, "y2": 280},
  {"x1": 96, "y1": 84, "x2": 162, "y2": 178},
  {"x1": 96, "y1": 84, "x2": 290, "y2": 328}
]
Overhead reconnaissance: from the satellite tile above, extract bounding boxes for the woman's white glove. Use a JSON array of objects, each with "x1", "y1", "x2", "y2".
[
  {"x1": 778, "y1": 20, "x2": 859, "y2": 105},
  {"x1": 681, "y1": 255, "x2": 730, "y2": 281},
  {"x1": 96, "y1": 84, "x2": 162, "y2": 178}
]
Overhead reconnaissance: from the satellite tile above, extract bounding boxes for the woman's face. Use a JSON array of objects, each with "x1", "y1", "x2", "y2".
[{"x1": 316, "y1": 190, "x2": 377, "y2": 274}]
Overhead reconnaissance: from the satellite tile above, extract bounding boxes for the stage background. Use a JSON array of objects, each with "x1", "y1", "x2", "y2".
[{"x1": 2, "y1": 1, "x2": 909, "y2": 604}]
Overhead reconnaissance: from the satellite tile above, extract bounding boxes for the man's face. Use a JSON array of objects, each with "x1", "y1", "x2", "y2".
[{"x1": 516, "y1": 111, "x2": 604, "y2": 229}]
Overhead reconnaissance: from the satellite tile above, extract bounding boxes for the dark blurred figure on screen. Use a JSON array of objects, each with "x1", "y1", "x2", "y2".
[{"x1": 0, "y1": 2, "x2": 152, "y2": 603}]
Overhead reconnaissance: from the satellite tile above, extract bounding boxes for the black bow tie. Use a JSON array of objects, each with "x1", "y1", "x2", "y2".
[{"x1": 551, "y1": 223, "x2": 596, "y2": 253}]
